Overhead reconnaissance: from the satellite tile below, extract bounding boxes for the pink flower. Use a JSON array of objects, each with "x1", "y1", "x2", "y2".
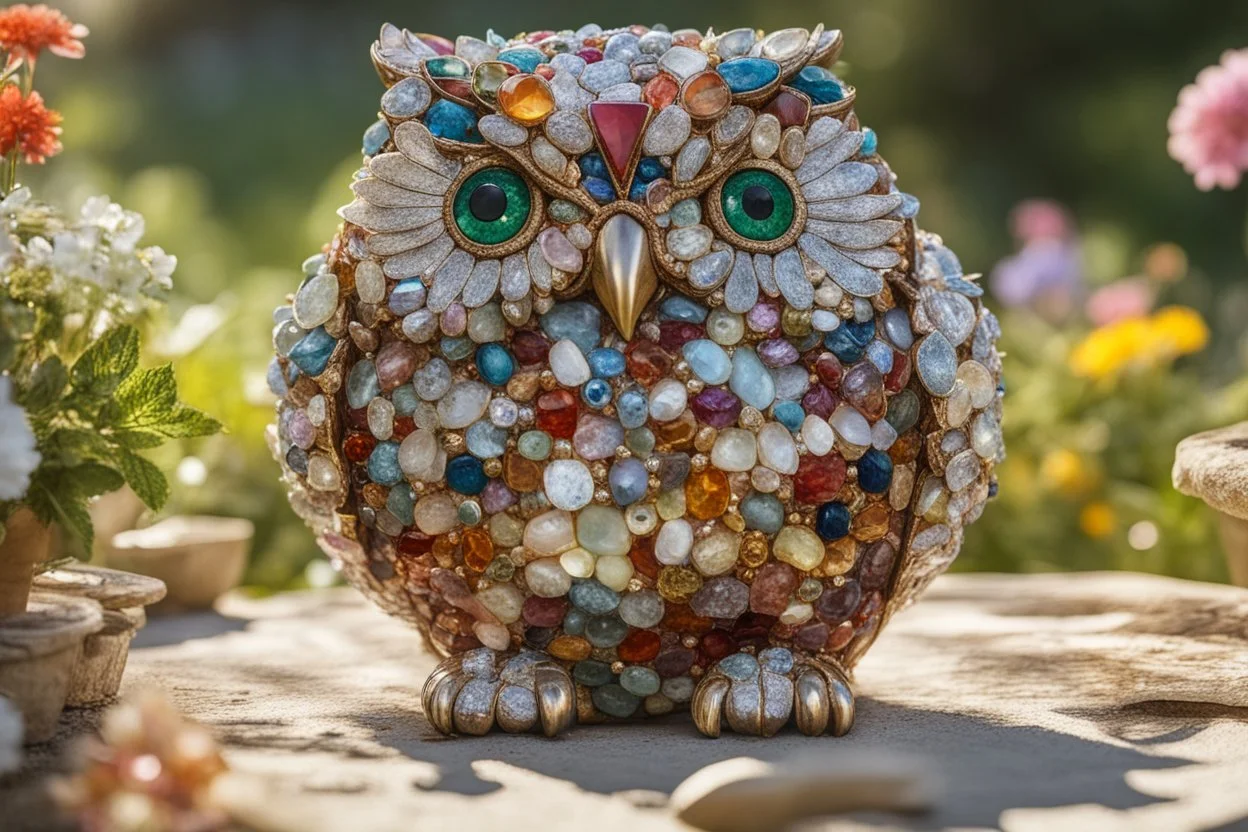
[
  {"x1": 1167, "y1": 48, "x2": 1248, "y2": 191},
  {"x1": 1086, "y1": 278, "x2": 1155, "y2": 327},
  {"x1": 1010, "y1": 199, "x2": 1071, "y2": 244}
]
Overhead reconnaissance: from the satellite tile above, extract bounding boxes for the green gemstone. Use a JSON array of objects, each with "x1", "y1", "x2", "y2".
[
  {"x1": 720, "y1": 168, "x2": 795, "y2": 242},
  {"x1": 458, "y1": 499, "x2": 483, "y2": 526},
  {"x1": 452, "y1": 167, "x2": 532, "y2": 245},
  {"x1": 548, "y1": 199, "x2": 587, "y2": 224},
  {"x1": 484, "y1": 557, "x2": 515, "y2": 582},
  {"x1": 518, "y1": 430, "x2": 553, "y2": 460}
]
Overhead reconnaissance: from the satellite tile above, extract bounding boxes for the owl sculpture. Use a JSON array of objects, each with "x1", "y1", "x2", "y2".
[{"x1": 268, "y1": 22, "x2": 1004, "y2": 738}]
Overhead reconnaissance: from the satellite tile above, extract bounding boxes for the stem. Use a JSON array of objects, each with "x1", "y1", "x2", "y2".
[{"x1": 2, "y1": 150, "x2": 16, "y2": 196}]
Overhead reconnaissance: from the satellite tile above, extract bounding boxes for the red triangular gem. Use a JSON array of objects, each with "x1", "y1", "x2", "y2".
[{"x1": 587, "y1": 101, "x2": 652, "y2": 191}]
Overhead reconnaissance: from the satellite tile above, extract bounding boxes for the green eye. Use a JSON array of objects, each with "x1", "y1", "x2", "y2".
[
  {"x1": 720, "y1": 169, "x2": 796, "y2": 242},
  {"x1": 452, "y1": 167, "x2": 532, "y2": 245}
]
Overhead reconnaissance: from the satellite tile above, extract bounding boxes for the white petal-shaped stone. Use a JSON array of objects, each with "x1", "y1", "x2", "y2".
[
  {"x1": 690, "y1": 249, "x2": 733, "y2": 289},
  {"x1": 773, "y1": 246, "x2": 815, "y2": 308},
  {"x1": 801, "y1": 415, "x2": 835, "y2": 456},
  {"x1": 724, "y1": 249, "x2": 759, "y2": 313},
  {"x1": 352, "y1": 177, "x2": 444, "y2": 208},
  {"x1": 478, "y1": 114, "x2": 529, "y2": 147},
  {"x1": 752, "y1": 254, "x2": 779, "y2": 297},
  {"x1": 674, "y1": 136, "x2": 711, "y2": 183},
  {"x1": 368, "y1": 222, "x2": 446, "y2": 257},
  {"x1": 368, "y1": 153, "x2": 453, "y2": 195},
  {"x1": 659, "y1": 46, "x2": 709, "y2": 80},
  {"x1": 339, "y1": 199, "x2": 442, "y2": 233},
  {"x1": 798, "y1": 234, "x2": 883, "y2": 297},
  {"x1": 549, "y1": 338, "x2": 591, "y2": 386},
  {"x1": 842, "y1": 246, "x2": 903, "y2": 269},
  {"x1": 644, "y1": 105, "x2": 692, "y2": 156},
  {"x1": 806, "y1": 218, "x2": 902, "y2": 250},
  {"x1": 807, "y1": 194, "x2": 904, "y2": 222},
  {"x1": 544, "y1": 110, "x2": 593, "y2": 154},
  {"x1": 795, "y1": 131, "x2": 865, "y2": 184},
  {"x1": 538, "y1": 227, "x2": 583, "y2": 273},
  {"x1": 461, "y1": 259, "x2": 500, "y2": 308},
  {"x1": 426, "y1": 249, "x2": 476, "y2": 312},
  {"x1": 500, "y1": 252, "x2": 530, "y2": 301},
  {"x1": 801, "y1": 161, "x2": 879, "y2": 202},
  {"x1": 804, "y1": 116, "x2": 844, "y2": 151},
  {"x1": 381, "y1": 233, "x2": 454, "y2": 279},
  {"x1": 392, "y1": 120, "x2": 463, "y2": 179}
]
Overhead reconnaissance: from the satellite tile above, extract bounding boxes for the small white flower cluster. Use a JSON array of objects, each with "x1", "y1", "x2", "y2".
[
  {"x1": 0, "y1": 187, "x2": 176, "y2": 319},
  {"x1": 0, "y1": 376, "x2": 39, "y2": 502}
]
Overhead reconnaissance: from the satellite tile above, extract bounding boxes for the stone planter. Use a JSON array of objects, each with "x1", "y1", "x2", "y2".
[
  {"x1": 107, "y1": 517, "x2": 253, "y2": 612},
  {"x1": 0, "y1": 593, "x2": 102, "y2": 743},
  {"x1": 32, "y1": 564, "x2": 166, "y2": 706},
  {"x1": 1173, "y1": 422, "x2": 1248, "y2": 586}
]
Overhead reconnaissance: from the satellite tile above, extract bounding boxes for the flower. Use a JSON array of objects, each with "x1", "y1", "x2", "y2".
[
  {"x1": 1085, "y1": 278, "x2": 1154, "y2": 327},
  {"x1": 1069, "y1": 305, "x2": 1209, "y2": 379},
  {"x1": 0, "y1": 85, "x2": 62, "y2": 164},
  {"x1": 990, "y1": 238, "x2": 1082, "y2": 316},
  {"x1": 0, "y1": 4, "x2": 87, "y2": 68},
  {"x1": 1149, "y1": 304, "x2": 1210, "y2": 356},
  {"x1": 0, "y1": 376, "x2": 41, "y2": 501},
  {"x1": 1010, "y1": 199, "x2": 1072, "y2": 244},
  {"x1": 1079, "y1": 501, "x2": 1116, "y2": 539},
  {"x1": 1167, "y1": 48, "x2": 1248, "y2": 191},
  {"x1": 1040, "y1": 448, "x2": 1094, "y2": 496}
]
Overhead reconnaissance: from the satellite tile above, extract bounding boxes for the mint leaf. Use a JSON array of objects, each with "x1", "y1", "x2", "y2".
[
  {"x1": 27, "y1": 480, "x2": 95, "y2": 550},
  {"x1": 67, "y1": 463, "x2": 125, "y2": 500},
  {"x1": 19, "y1": 356, "x2": 68, "y2": 414},
  {"x1": 116, "y1": 449, "x2": 169, "y2": 511},
  {"x1": 152, "y1": 406, "x2": 223, "y2": 439},
  {"x1": 70, "y1": 326, "x2": 140, "y2": 399},
  {"x1": 114, "y1": 364, "x2": 178, "y2": 428},
  {"x1": 111, "y1": 428, "x2": 167, "y2": 450}
]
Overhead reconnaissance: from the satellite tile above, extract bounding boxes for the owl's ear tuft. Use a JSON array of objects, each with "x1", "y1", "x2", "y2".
[{"x1": 371, "y1": 24, "x2": 454, "y2": 88}]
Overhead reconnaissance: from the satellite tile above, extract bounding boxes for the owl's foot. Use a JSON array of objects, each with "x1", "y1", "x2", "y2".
[
  {"x1": 691, "y1": 648, "x2": 855, "y2": 738},
  {"x1": 422, "y1": 648, "x2": 576, "y2": 737}
]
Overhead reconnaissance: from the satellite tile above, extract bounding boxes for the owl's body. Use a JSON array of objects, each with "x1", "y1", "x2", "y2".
[{"x1": 269, "y1": 22, "x2": 1003, "y2": 736}]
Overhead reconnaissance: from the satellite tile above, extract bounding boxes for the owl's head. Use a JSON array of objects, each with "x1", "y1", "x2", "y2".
[{"x1": 343, "y1": 23, "x2": 911, "y2": 341}]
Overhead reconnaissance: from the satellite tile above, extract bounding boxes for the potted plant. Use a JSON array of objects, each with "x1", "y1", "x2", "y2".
[{"x1": 0, "y1": 4, "x2": 220, "y2": 741}]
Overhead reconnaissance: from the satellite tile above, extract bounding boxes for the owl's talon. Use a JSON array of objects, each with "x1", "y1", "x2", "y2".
[
  {"x1": 692, "y1": 648, "x2": 855, "y2": 738},
  {"x1": 421, "y1": 649, "x2": 577, "y2": 737}
]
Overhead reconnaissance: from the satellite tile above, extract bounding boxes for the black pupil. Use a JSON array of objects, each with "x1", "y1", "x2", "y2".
[
  {"x1": 469, "y1": 183, "x2": 507, "y2": 222},
  {"x1": 741, "y1": 185, "x2": 774, "y2": 221}
]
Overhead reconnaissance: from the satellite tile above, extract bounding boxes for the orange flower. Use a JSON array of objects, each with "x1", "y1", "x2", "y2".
[
  {"x1": 0, "y1": 84, "x2": 62, "y2": 163},
  {"x1": 0, "y1": 4, "x2": 87, "y2": 68}
]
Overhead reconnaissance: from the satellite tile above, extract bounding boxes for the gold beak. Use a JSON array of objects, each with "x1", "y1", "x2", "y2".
[{"x1": 590, "y1": 214, "x2": 657, "y2": 341}]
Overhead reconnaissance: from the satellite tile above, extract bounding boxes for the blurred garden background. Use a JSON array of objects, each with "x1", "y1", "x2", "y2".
[{"x1": 22, "y1": 0, "x2": 1248, "y2": 587}]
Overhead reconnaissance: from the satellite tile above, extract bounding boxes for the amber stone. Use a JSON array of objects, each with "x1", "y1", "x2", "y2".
[
  {"x1": 685, "y1": 467, "x2": 731, "y2": 520},
  {"x1": 822, "y1": 536, "x2": 858, "y2": 576},
  {"x1": 548, "y1": 634, "x2": 592, "y2": 661},
  {"x1": 643, "y1": 72, "x2": 680, "y2": 109},
  {"x1": 502, "y1": 450, "x2": 543, "y2": 491},
  {"x1": 657, "y1": 565, "x2": 703, "y2": 602},
  {"x1": 761, "y1": 88, "x2": 811, "y2": 128},
  {"x1": 851, "y1": 502, "x2": 891, "y2": 542},
  {"x1": 629, "y1": 535, "x2": 660, "y2": 580},
  {"x1": 658, "y1": 320, "x2": 703, "y2": 351},
  {"x1": 461, "y1": 527, "x2": 494, "y2": 572},
  {"x1": 536, "y1": 389, "x2": 578, "y2": 438},
  {"x1": 699, "y1": 630, "x2": 737, "y2": 661},
  {"x1": 507, "y1": 371, "x2": 541, "y2": 402},
  {"x1": 749, "y1": 561, "x2": 799, "y2": 616},
  {"x1": 534, "y1": 64, "x2": 556, "y2": 80},
  {"x1": 432, "y1": 535, "x2": 458, "y2": 568},
  {"x1": 653, "y1": 409, "x2": 697, "y2": 450},
  {"x1": 884, "y1": 351, "x2": 911, "y2": 393},
  {"x1": 888, "y1": 430, "x2": 922, "y2": 464},
  {"x1": 625, "y1": 339, "x2": 674, "y2": 386},
  {"x1": 496, "y1": 74, "x2": 556, "y2": 126},
  {"x1": 825, "y1": 620, "x2": 855, "y2": 651},
  {"x1": 344, "y1": 432, "x2": 377, "y2": 463},
  {"x1": 672, "y1": 31, "x2": 702, "y2": 48},
  {"x1": 362, "y1": 483, "x2": 388, "y2": 510},
  {"x1": 681, "y1": 70, "x2": 731, "y2": 120},
  {"x1": 793, "y1": 454, "x2": 847, "y2": 504},
  {"x1": 842, "y1": 362, "x2": 887, "y2": 421},
  {"x1": 617, "y1": 629, "x2": 662, "y2": 662},
  {"x1": 512, "y1": 330, "x2": 552, "y2": 365},
  {"x1": 814, "y1": 352, "x2": 844, "y2": 389},
  {"x1": 661, "y1": 603, "x2": 713, "y2": 634},
  {"x1": 522, "y1": 595, "x2": 567, "y2": 627}
]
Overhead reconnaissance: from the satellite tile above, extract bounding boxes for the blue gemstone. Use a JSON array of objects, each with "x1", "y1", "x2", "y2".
[
  {"x1": 898, "y1": 193, "x2": 921, "y2": 218},
  {"x1": 289, "y1": 327, "x2": 337, "y2": 376},
  {"x1": 391, "y1": 384, "x2": 419, "y2": 416},
  {"x1": 815, "y1": 502, "x2": 852, "y2": 541},
  {"x1": 346, "y1": 360, "x2": 380, "y2": 409},
  {"x1": 758, "y1": 647, "x2": 794, "y2": 674},
  {"x1": 583, "y1": 176, "x2": 616, "y2": 204},
  {"x1": 540, "y1": 302, "x2": 602, "y2": 354},
  {"x1": 588, "y1": 347, "x2": 626, "y2": 378},
  {"x1": 608, "y1": 458, "x2": 649, "y2": 506},
  {"x1": 367, "y1": 441, "x2": 403, "y2": 486},
  {"x1": 446, "y1": 454, "x2": 487, "y2": 495},
  {"x1": 628, "y1": 178, "x2": 648, "y2": 202},
  {"x1": 363, "y1": 119, "x2": 390, "y2": 156},
  {"x1": 824, "y1": 319, "x2": 876, "y2": 363},
  {"x1": 386, "y1": 484, "x2": 415, "y2": 525},
  {"x1": 858, "y1": 450, "x2": 894, "y2": 494},
  {"x1": 476, "y1": 343, "x2": 515, "y2": 386},
  {"x1": 683, "y1": 340, "x2": 732, "y2": 385},
  {"x1": 581, "y1": 378, "x2": 613, "y2": 409},
  {"x1": 388, "y1": 278, "x2": 426, "y2": 315},
  {"x1": 285, "y1": 445, "x2": 308, "y2": 475},
  {"x1": 497, "y1": 47, "x2": 544, "y2": 73},
  {"x1": 793, "y1": 331, "x2": 823, "y2": 353},
  {"x1": 988, "y1": 479, "x2": 1000, "y2": 498},
  {"x1": 266, "y1": 358, "x2": 288, "y2": 396},
  {"x1": 617, "y1": 387, "x2": 649, "y2": 429},
  {"x1": 718, "y1": 653, "x2": 760, "y2": 680},
  {"x1": 569, "y1": 580, "x2": 620, "y2": 615},
  {"x1": 791, "y1": 66, "x2": 844, "y2": 104},
  {"x1": 861, "y1": 127, "x2": 878, "y2": 156},
  {"x1": 716, "y1": 57, "x2": 781, "y2": 93},
  {"x1": 578, "y1": 152, "x2": 609, "y2": 180},
  {"x1": 659, "y1": 295, "x2": 709, "y2": 323},
  {"x1": 740, "y1": 492, "x2": 784, "y2": 534},
  {"x1": 423, "y1": 99, "x2": 483, "y2": 143},
  {"x1": 563, "y1": 608, "x2": 588, "y2": 635},
  {"x1": 866, "y1": 340, "x2": 894, "y2": 374},
  {"x1": 636, "y1": 157, "x2": 665, "y2": 182},
  {"x1": 946, "y1": 276, "x2": 984, "y2": 298},
  {"x1": 773, "y1": 400, "x2": 804, "y2": 431},
  {"x1": 441, "y1": 336, "x2": 474, "y2": 361}
]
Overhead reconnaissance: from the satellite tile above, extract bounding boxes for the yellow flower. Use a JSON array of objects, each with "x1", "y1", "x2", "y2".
[
  {"x1": 1148, "y1": 305, "x2": 1209, "y2": 356},
  {"x1": 1069, "y1": 305, "x2": 1209, "y2": 379},
  {"x1": 1040, "y1": 449, "x2": 1093, "y2": 495},
  {"x1": 1079, "y1": 501, "x2": 1116, "y2": 539}
]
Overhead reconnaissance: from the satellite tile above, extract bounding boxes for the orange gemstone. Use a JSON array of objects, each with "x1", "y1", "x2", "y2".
[
  {"x1": 680, "y1": 70, "x2": 731, "y2": 119},
  {"x1": 629, "y1": 535, "x2": 660, "y2": 580},
  {"x1": 432, "y1": 535, "x2": 457, "y2": 568},
  {"x1": 685, "y1": 467, "x2": 730, "y2": 520},
  {"x1": 497, "y1": 74, "x2": 555, "y2": 126},
  {"x1": 362, "y1": 483, "x2": 388, "y2": 510},
  {"x1": 617, "y1": 629, "x2": 662, "y2": 662},
  {"x1": 503, "y1": 449, "x2": 544, "y2": 491},
  {"x1": 548, "y1": 634, "x2": 592, "y2": 661},
  {"x1": 643, "y1": 72, "x2": 680, "y2": 110},
  {"x1": 823, "y1": 536, "x2": 858, "y2": 575},
  {"x1": 344, "y1": 432, "x2": 376, "y2": 463},
  {"x1": 462, "y1": 527, "x2": 494, "y2": 572},
  {"x1": 661, "y1": 603, "x2": 714, "y2": 635},
  {"x1": 654, "y1": 409, "x2": 697, "y2": 450},
  {"x1": 673, "y1": 31, "x2": 703, "y2": 48},
  {"x1": 851, "y1": 502, "x2": 891, "y2": 542},
  {"x1": 888, "y1": 430, "x2": 922, "y2": 465}
]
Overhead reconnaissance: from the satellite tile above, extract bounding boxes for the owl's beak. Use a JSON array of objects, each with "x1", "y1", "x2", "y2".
[{"x1": 590, "y1": 213, "x2": 658, "y2": 342}]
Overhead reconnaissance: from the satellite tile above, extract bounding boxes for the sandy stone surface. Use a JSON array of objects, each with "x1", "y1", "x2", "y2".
[
  {"x1": 1174, "y1": 421, "x2": 1248, "y2": 520},
  {"x1": 4, "y1": 572, "x2": 1247, "y2": 831}
]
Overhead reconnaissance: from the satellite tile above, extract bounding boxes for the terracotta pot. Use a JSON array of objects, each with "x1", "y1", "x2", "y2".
[
  {"x1": 0, "y1": 593, "x2": 102, "y2": 743},
  {"x1": 106, "y1": 516, "x2": 253, "y2": 612},
  {"x1": 33, "y1": 564, "x2": 167, "y2": 706},
  {"x1": 0, "y1": 508, "x2": 52, "y2": 617}
]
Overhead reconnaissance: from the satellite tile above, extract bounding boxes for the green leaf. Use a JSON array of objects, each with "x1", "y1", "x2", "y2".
[
  {"x1": 152, "y1": 406, "x2": 223, "y2": 439},
  {"x1": 27, "y1": 481, "x2": 94, "y2": 550},
  {"x1": 111, "y1": 428, "x2": 167, "y2": 450},
  {"x1": 42, "y1": 426, "x2": 118, "y2": 461},
  {"x1": 66, "y1": 463, "x2": 125, "y2": 500},
  {"x1": 113, "y1": 364, "x2": 178, "y2": 427},
  {"x1": 116, "y1": 450, "x2": 169, "y2": 511},
  {"x1": 18, "y1": 356, "x2": 68, "y2": 413},
  {"x1": 70, "y1": 326, "x2": 140, "y2": 399}
]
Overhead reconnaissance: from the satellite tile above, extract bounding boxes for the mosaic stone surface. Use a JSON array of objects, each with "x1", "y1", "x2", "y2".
[{"x1": 268, "y1": 21, "x2": 1005, "y2": 726}]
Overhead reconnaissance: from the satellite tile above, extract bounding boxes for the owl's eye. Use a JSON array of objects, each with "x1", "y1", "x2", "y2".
[
  {"x1": 720, "y1": 169, "x2": 796, "y2": 242},
  {"x1": 452, "y1": 167, "x2": 532, "y2": 245}
]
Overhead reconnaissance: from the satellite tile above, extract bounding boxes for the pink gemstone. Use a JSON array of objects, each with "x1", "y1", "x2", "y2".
[
  {"x1": 690, "y1": 388, "x2": 741, "y2": 428},
  {"x1": 526, "y1": 30, "x2": 555, "y2": 44},
  {"x1": 658, "y1": 320, "x2": 703, "y2": 351},
  {"x1": 480, "y1": 480, "x2": 516, "y2": 514},
  {"x1": 587, "y1": 101, "x2": 652, "y2": 187},
  {"x1": 841, "y1": 361, "x2": 886, "y2": 420},
  {"x1": 746, "y1": 300, "x2": 781, "y2": 333},
  {"x1": 761, "y1": 89, "x2": 811, "y2": 128},
  {"x1": 577, "y1": 47, "x2": 604, "y2": 64},
  {"x1": 440, "y1": 303, "x2": 467, "y2": 337},
  {"x1": 794, "y1": 453, "x2": 847, "y2": 503},
  {"x1": 374, "y1": 341, "x2": 419, "y2": 391},
  {"x1": 522, "y1": 595, "x2": 567, "y2": 628},
  {"x1": 418, "y1": 34, "x2": 455, "y2": 55},
  {"x1": 801, "y1": 384, "x2": 837, "y2": 419},
  {"x1": 749, "y1": 562, "x2": 799, "y2": 616}
]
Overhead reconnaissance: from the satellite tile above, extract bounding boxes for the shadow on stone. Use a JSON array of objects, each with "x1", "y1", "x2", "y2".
[{"x1": 131, "y1": 611, "x2": 249, "y2": 648}]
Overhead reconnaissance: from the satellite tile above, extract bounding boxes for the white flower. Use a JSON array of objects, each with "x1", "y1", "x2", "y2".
[{"x1": 0, "y1": 377, "x2": 41, "y2": 502}]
